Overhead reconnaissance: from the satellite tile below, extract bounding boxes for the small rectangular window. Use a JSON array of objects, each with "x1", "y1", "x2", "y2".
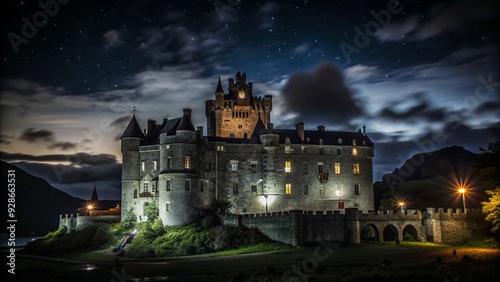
[
  {"x1": 153, "y1": 160, "x2": 157, "y2": 170},
  {"x1": 338, "y1": 201, "x2": 345, "y2": 209},
  {"x1": 184, "y1": 156, "x2": 191, "y2": 169},
  {"x1": 134, "y1": 189, "x2": 138, "y2": 198},
  {"x1": 336, "y1": 185, "x2": 342, "y2": 196},
  {"x1": 251, "y1": 163, "x2": 257, "y2": 173},
  {"x1": 285, "y1": 183, "x2": 292, "y2": 195},
  {"x1": 205, "y1": 162, "x2": 211, "y2": 172},
  {"x1": 143, "y1": 182, "x2": 149, "y2": 193},
  {"x1": 251, "y1": 185, "x2": 257, "y2": 194},
  {"x1": 185, "y1": 179, "x2": 191, "y2": 191},
  {"x1": 335, "y1": 163, "x2": 341, "y2": 175},
  {"x1": 303, "y1": 162, "x2": 308, "y2": 174},
  {"x1": 166, "y1": 202, "x2": 171, "y2": 212},
  {"x1": 166, "y1": 179, "x2": 171, "y2": 191},
  {"x1": 317, "y1": 162, "x2": 323, "y2": 173},
  {"x1": 217, "y1": 145, "x2": 224, "y2": 152},
  {"x1": 336, "y1": 148, "x2": 342, "y2": 155},
  {"x1": 319, "y1": 187, "x2": 325, "y2": 195},
  {"x1": 353, "y1": 163, "x2": 360, "y2": 175},
  {"x1": 167, "y1": 157, "x2": 172, "y2": 169},
  {"x1": 285, "y1": 161, "x2": 291, "y2": 173},
  {"x1": 232, "y1": 184, "x2": 238, "y2": 195},
  {"x1": 231, "y1": 161, "x2": 238, "y2": 172},
  {"x1": 200, "y1": 180, "x2": 204, "y2": 192},
  {"x1": 141, "y1": 161, "x2": 145, "y2": 171},
  {"x1": 354, "y1": 184, "x2": 360, "y2": 195},
  {"x1": 285, "y1": 145, "x2": 291, "y2": 153},
  {"x1": 352, "y1": 148, "x2": 358, "y2": 156},
  {"x1": 303, "y1": 184, "x2": 308, "y2": 195}
]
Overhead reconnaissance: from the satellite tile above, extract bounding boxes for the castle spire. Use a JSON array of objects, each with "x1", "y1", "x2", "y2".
[
  {"x1": 90, "y1": 186, "x2": 99, "y2": 202},
  {"x1": 215, "y1": 76, "x2": 224, "y2": 93},
  {"x1": 121, "y1": 113, "x2": 145, "y2": 139}
]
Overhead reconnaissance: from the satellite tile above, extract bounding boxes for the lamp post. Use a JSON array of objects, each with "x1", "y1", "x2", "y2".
[
  {"x1": 87, "y1": 204, "x2": 93, "y2": 216},
  {"x1": 458, "y1": 187, "x2": 466, "y2": 212},
  {"x1": 264, "y1": 195, "x2": 268, "y2": 214},
  {"x1": 398, "y1": 202, "x2": 405, "y2": 214}
]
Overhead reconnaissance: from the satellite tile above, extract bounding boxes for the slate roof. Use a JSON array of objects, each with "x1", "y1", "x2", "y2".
[
  {"x1": 159, "y1": 117, "x2": 182, "y2": 135},
  {"x1": 121, "y1": 115, "x2": 145, "y2": 139}
]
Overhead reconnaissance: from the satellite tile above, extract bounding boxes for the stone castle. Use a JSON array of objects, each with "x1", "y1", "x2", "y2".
[
  {"x1": 120, "y1": 71, "x2": 375, "y2": 226},
  {"x1": 60, "y1": 71, "x2": 482, "y2": 245}
]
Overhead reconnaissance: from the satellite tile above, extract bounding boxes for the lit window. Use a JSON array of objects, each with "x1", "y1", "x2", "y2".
[
  {"x1": 352, "y1": 148, "x2": 358, "y2": 156},
  {"x1": 303, "y1": 162, "x2": 308, "y2": 174},
  {"x1": 166, "y1": 179, "x2": 171, "y2": 191},
  {"x1": 336, "y1": 148, "x2": 342, "y2": 155},
  {"x1": 353, "y1": 139, "x2": 356, "y2": 146},
  {"x1": 238, "y1": 90, "x2": 245, "y2": 99},
  {"x1": 353, "y1": 163, "x2": 360, "y2": 175},
  {"x1": 285, "y1": 183, "x2": 292, "y2": 195},
  {"x1": 217, "y1": 145, "x2": 224, "y2": 152},
  {"x1": 184, "y1": 156, "x2": 191, "y2": 169},
  {"x1": 334, "y1": 163, "x2": 341, "y2": 174},
  {"x1": 153, "y1": 160, "x2": 157, "y2": 170},
  {"x1": 141, "y1": 161, "x2": 145, "y2": 171},
  {"x1": 285, "y1": 161, "x2": 291, "y2": 173},
  {"x1": 167, "y1": 157, "x2": 172, "y2": 169},
  {"x1": 303, "y1": 184, "x2": 308, "y2": 195},
  {"x1": 354, "y1": 184, "x2": 360, "y2": 195},
  {"x1": 251, "y1": 185, "x2": 257, "y2": 194},
  {"x1": 317, "y1": 162, "x2": 323, "y2": 173},
  {"x1": 232, "y1": 184, "x2": 238, "y2": 195},
  {"x1": 185, "y1": 179, "x2": 191, "y2": 191},
  {"x1": 166, "y1": 202, "x2": 171, "y2": 212}
]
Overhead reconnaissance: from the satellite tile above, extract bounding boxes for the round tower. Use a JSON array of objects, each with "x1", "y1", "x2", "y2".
[{"x1": 120, "y1": 114, "x2": 145, "y2": 223}]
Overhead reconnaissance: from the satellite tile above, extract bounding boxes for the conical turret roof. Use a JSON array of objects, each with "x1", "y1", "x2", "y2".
[
  {"x1": 215, "y1": 76, "x2": 224, "y2": 93},
  {"x1": 177, "y1": 109, "x2": 195, "y2": 131},
  {"x1": 121, "y1": 114, "x2": 145, "y2": 139}
]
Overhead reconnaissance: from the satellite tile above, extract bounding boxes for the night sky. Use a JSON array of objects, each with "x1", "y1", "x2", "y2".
[{"x1": 1, "y1": 0, "x2": 499, "y2": 200}]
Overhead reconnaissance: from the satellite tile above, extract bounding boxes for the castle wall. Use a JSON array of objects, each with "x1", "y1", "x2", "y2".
[{"x1": 59, "y1": 214, "x2": 120, "y2": 232}]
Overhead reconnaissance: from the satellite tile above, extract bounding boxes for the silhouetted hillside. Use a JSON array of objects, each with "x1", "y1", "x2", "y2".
[
  {"x1": 0, "y1": 161, "x2": 85, "y2": 235},
  {"x1": 374, "y1": 146, "x2": 493, "y2": 210}
]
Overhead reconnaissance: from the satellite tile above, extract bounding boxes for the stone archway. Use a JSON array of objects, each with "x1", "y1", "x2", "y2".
[
  {"x1": 402, "y1": 224, "x2": 418, "y2": 241},
  {"x1": 383, "y1": 224, "x2": 399, "y2": 242},
  {"x1": 361, "y1": 224, "x2": 379, "y2": 242}
]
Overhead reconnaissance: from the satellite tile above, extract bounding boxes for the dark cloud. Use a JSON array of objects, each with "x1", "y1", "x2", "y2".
[
  {"x1": 110, "y1": 115, "x2": 132, "y2": 127},
  {"x1": 0, "y1": 134, "x2": 13, "y2": 145},
  {"x1": 475, "y1": 100, "x2": 500, "y2": 114},
  {"x1": 280, "y1": 63, "x2": 363, "y2": 125},
  {"x1": 19, "y1": 128, "x2": 54, "y2": 143},
  {"x1": 0, "y1": 151, "x2": 118, "y2": 166},
  {"x1": 47, "y1": 141, "x2": 79, "y2": 151},
  {"x1": 378, "y1": 92, "x2": 446, "y2": 122}
]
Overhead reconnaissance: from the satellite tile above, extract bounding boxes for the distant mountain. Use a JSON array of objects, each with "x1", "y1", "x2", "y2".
[
  {"x1": 373, "y1": 146, "x2": 494, "y2": 210},
  {"x1": 0, "y1": 161, "x2": 86, "y2": 236}
]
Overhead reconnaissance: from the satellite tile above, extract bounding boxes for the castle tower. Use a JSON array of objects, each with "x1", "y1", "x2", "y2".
[
  {"x1": 205, "y1": 72, "x2": 273, "y2": 138},
  {"x1": 120, "y1": 113, "x2": 145, "y2": 223},
  {"x1": 158, "y1": 109, "x2": 209, "y2": 226}
]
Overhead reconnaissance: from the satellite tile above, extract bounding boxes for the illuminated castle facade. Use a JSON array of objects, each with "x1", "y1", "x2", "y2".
[{"x1": 120, "y1": 72, "x2": 374, "y2": 226}]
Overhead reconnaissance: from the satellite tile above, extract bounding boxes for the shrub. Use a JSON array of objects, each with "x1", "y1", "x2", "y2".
[{"x1": 403, "y1": 232, "x2": 414, "y2": 242}]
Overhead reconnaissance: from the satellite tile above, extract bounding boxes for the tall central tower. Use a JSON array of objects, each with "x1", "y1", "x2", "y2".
[{"x1": 205, "y1": 72, "x2": 272, "y2": 138}]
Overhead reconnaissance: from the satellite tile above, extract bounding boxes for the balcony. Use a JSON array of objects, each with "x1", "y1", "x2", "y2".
[
  {"x1": 140, "y1": 191, "x2": 159, "y2": 198},
  {"x1": 318, "y1": 173, "x2": 329, "y2": 184}
]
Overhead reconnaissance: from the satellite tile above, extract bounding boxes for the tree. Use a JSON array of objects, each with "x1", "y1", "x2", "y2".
[
  {"x1": 144, "y1": 200, "x2": 159, "y2": 222},
  {"x1": 481, "y1": 187, "x2": 500, "y2": 236},
  {"x1": 121, "y1": 208, "x2": 137, "y2": 230},
  {"x1": 210, "y1": 198, "x2": 232, "y2": 215},
  {"x1": 379, "y1": 198, "x2": 394, "y2": 211}
]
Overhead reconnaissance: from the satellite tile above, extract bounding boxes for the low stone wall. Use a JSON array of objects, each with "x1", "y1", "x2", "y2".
[{"x1": 59, "y1": 214, "x2": 121, "y2": 232}]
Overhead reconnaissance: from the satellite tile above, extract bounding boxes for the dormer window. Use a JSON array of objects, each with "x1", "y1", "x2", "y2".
[{"x1": 238, "y1": 90, "x2": 245, "y2": 99}]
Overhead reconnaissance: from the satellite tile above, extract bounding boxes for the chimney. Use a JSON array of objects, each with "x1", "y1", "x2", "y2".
[
  {"x1": 147, "y1": 119, "x2": 156, "y2": 135},
  {"x1": 295, "y1": 122, "x2": 304, "y2": 142},
  {"x1": 183, "y1": 108, "x2": 192, "y2": 118},
  {"x1": 317, "y1": 125, "x2": 325, "y2": 132},
  {"x1": 163, "y1": 118, "x2": 168, "y2": 124},
  {"x1": 197, "y1": 126, "x2": 203, "y2": 134}
]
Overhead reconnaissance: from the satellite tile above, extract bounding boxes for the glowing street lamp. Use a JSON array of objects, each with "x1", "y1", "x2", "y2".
[
  {"x1": 398, "y1": 202, "x2": 405, "y2": 213},
  {"x1": 87, "y1": 204, "x2": 93, "y2": 216},
  {"x1": 264, "y1": 195, "x2": 268, "y2": 214},
  {"x1": 458, "y1": 187, "x2": 466, "y2": 212}
]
